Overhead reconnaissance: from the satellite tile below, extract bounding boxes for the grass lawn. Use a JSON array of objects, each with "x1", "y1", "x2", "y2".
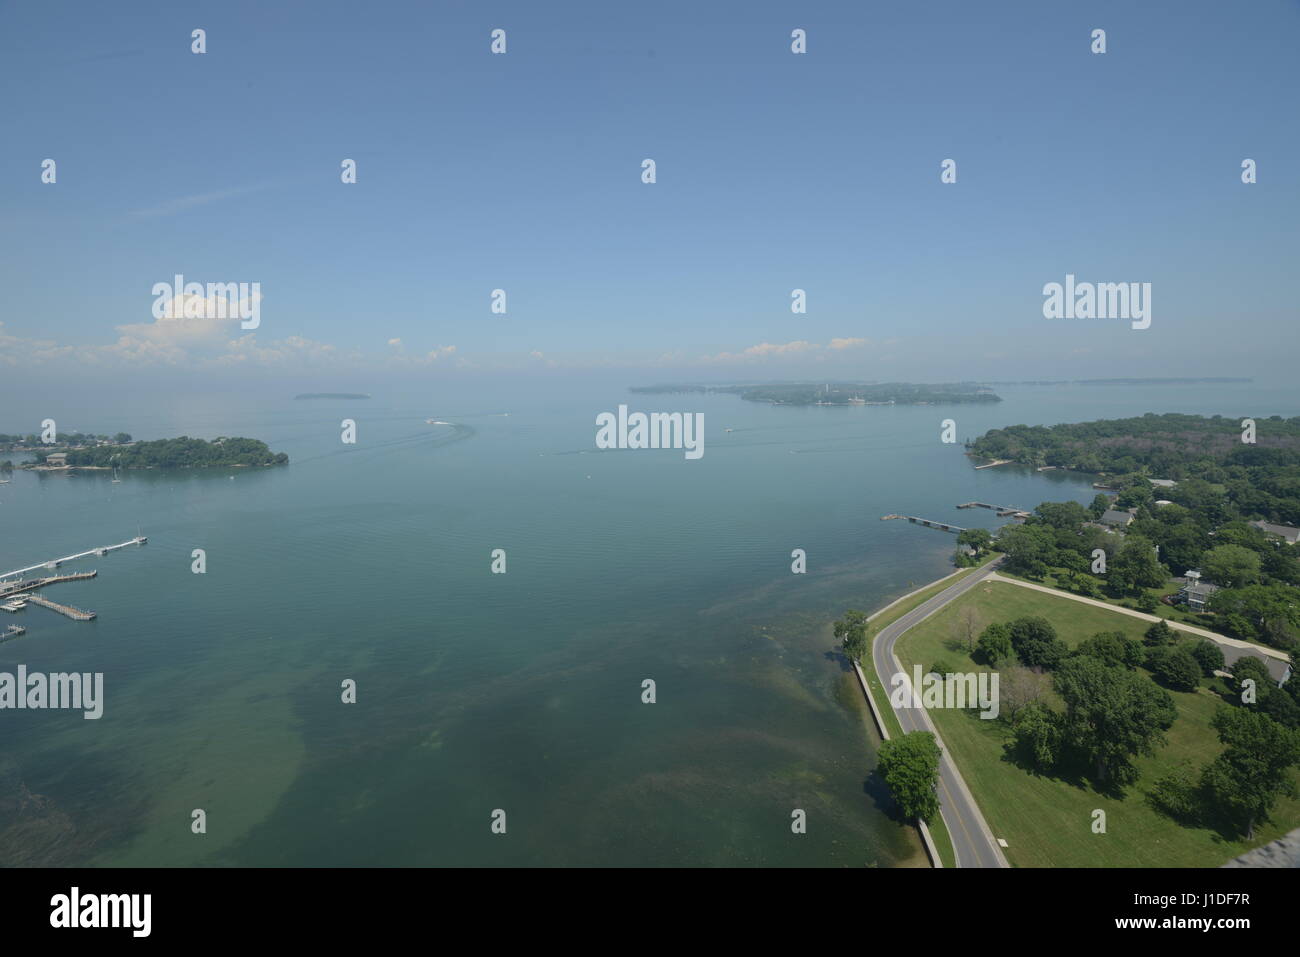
[
  {"x1": 1000, "y1": 566, "x2": 1223, "y2": 631},
  {"x1": 895, "y1": 579, "x2": 1300, "y2": 867}
]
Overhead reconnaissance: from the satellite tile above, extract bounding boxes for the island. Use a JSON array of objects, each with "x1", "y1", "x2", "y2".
[
  {"x1": 16, "y1": 436, "x2": 288, "y2": 469},
  {"x1": 977, "y1": 377, "x2": 1253, "y2": 387},
  {"x1": 630, "y1": 381, "x2": 1001, "y2": 406}
]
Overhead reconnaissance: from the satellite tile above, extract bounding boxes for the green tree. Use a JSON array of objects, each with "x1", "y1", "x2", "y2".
[
  {"x1": 877, "y1": 731, "x2": 943, "y2": 824},
  {"x1": 1231, "y1": 656, "x2": 1275, "y2": 699},
  {"x1": 1144, "y1": 620, "x2": 1177, "y2": 647},
  {"x1": 1009, "y1": 617, "x2": 1068, "y2": 670},
  {"x1": 1008, "y1": 700, "x2": 1063, "y2": 771},
  {"x1": 1188, "y1": 639, "x2": 1225, "y2": 677},
  {"x1": 1110, "y1": 537, "x2": 1169, "y2": 595},
  {"x1": 1074, "y1": 631, "x2": 1143, "y2": 669},
  {"x1": 833, "y1": 610, "x2": 870, "y2": 663},
  {"x1": 956, "y1": 527, "x2": 992, "y2": 556},
  {"x1": 1032, "y1": 501, "x2": 1090, "y2": 530},
  {"x1": 997, "y1": 523, "x2": 1057, "y2": 575},
  {"x1": 1054, "y1": 655, "x2": 1177, "y2": 787},
  {"x1": 976, "y1": 622, "x2": 1013, "y2": 665},
  {"x1": 1200, "y1": 707, "x2": 1300, "y2": 840},
  {"x1": 1201, "y1": 544, "x2": 1263, "y2": 588},
  {"x1": 1147, "y1": 645, "x2": 1202, "y2": 692},
  {"x1": 1149, "y1": 762, "x2": 1200, "y2": 823}
]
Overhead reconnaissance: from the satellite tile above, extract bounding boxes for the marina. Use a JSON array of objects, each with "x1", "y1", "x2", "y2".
[{"x1": 0, "y1": 537, "x2": 141, "y2": 638}]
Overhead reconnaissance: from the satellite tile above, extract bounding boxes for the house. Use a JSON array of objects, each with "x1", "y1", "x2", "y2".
[
  {"x1": 1176, "y1": 570, "x2": 1219, "y2": 611},
  {"x1": 1154, "y1": 500, "x2": 1174, "y2": 507},
  {"x1": 1251, "y1": 520, "x2": 1300, "y2": 546},
  {"x1": 45, "y1": 453, "x2": 68, "y2": 467},
  {"x1": 1149, "y1": 478, "x2": 1178, "y2": 489},
  {"x1": 1099, "y1": 508, "x2": 1135, "y2": 528}
]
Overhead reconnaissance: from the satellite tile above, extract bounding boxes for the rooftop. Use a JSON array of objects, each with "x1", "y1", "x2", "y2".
[{"x1": 1251, "y1": 520, "x2": 1300, "y2": 545}]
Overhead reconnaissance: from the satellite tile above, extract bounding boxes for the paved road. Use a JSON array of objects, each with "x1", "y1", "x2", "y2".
[{"x1": 872, "y1": 558, "x2": 1010, "y2": 868}]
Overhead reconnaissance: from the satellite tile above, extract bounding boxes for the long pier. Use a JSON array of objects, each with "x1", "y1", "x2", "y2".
[
  {"x1": 23, "y1": 594, "x2": 96, "y2": 621},
  {"x1": 957, "y1": 501, "x2": 1032, "y2": 519},
  {"x1": 881, "y1": 514, "x2": 965, "y2": 533},
  {"x1": 0, "y1": 536, "x2": 145, "y2": 582}
]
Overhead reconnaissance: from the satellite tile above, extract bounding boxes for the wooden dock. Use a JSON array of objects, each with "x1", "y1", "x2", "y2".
[
  {"x1": 881, "y1": 514, "x2": 965, "y2": 533},
  {"x1": 0, "y1": 571, "x2": 97, "y2": 599},
  {"x1": 957, "y1": 501, "x2": 1032, "y2": 519},
  {"x1": 23, "y1": 594, "x2": 96, "y2": 621}
]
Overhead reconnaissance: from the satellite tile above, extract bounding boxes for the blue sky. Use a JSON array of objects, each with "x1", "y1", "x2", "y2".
[{"x1": 2, "y1": 0, "x2": 1297, "y2": 387}]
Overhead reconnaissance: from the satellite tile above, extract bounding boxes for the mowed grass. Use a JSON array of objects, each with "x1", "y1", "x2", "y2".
[
  {"x1": 895, "y1": 580, "x2": 1300, "y2": 867},
  {"x1": 999, "y1": 567, "x2": 1219, "y2": 631}
]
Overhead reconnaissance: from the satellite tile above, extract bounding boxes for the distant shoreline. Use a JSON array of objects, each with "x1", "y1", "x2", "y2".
[{"x1": 294, "y1": 393, "x2": 371, "y2": 400}]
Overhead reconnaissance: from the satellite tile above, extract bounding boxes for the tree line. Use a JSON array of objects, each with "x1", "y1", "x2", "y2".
[{"x1": 37, "y1": 436, "x2": 288, "y2": 469}]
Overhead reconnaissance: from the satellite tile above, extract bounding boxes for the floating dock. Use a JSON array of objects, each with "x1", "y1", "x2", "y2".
[
  {"x1": 0, "y1": 624, "x2": 26, "y2": 643},
  {"x1": 23, "y1": 594, "x2": 96, "y2": 621},
  {"x1": 881, "y1": 514, "x2": 965, "y2": 533}
]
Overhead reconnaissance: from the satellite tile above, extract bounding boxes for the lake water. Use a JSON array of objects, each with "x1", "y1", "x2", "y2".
[{"x1": 1, "y1": 379, "x2": 1296, "y2": 866}]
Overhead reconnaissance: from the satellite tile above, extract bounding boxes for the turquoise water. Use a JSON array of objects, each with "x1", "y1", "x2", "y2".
[{"x1": 1, "y1": 380, "x2": 1295, "y2": 866}]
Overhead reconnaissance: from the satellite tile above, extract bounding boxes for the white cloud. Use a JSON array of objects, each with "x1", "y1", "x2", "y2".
[
  {"x1": 701, "y1": 338, "x2": 867, "y2": 364},
  {"x1": 130, "y1": 184, "x2": 271, "y2": 218},
  {"x1": 828, "y1": 337, "x2": 868, "y2": 351}
]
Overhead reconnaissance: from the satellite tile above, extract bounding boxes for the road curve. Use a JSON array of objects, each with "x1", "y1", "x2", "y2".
[{"x1": 871, "y1": 558, "x2": 1010, "y2": 868}]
